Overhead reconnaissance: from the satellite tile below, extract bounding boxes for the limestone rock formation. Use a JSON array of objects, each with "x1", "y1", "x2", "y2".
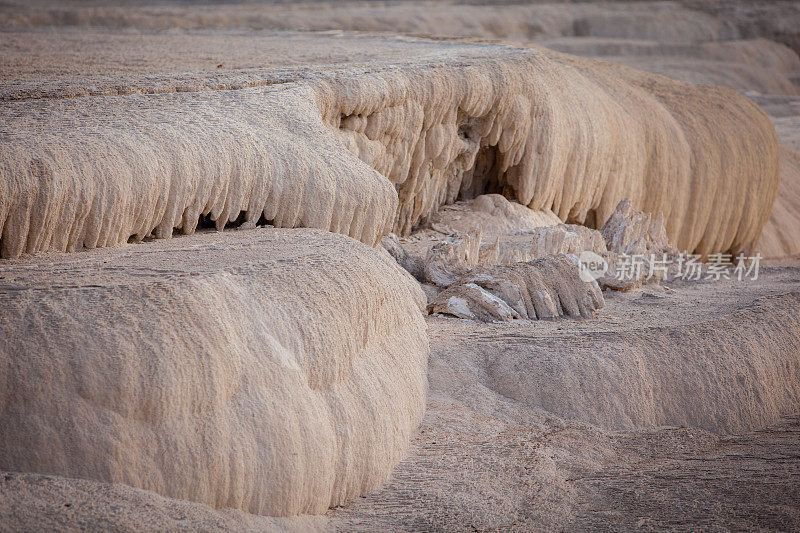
[
  {"x1": 0, "y1": 84, "x2": 399, "y2": 259},
  {"x1": 423, "y1": 231, "x2": 484, "y2": 287},
  {"x1": 430, "y1": 255, "x2": 604, "y2": 322},
  {"x1": 758, "y1": 117, "x2": 800, "y2": 259},
  {"x1": 380, "y1": 232, "x2": 425, "y2": 281},
  {"x1": 0, "y1": 29, "x2": 781, "y2": 259},
  {"x1": 0, "y1": 1, "x2": 799, "y2": 530},
  {"x1": 600, "y1": 198, "x2": 677, "y2": 258},
  {"x1": 431, "y1": 282, "x2": 522, "y2": 322},
  {"x1": 0, "y1": 228, "x2": 429, "y2": 516},
  {"x1": 428, "y1": 194, "x2": 561, "y2": 239},
  {"x1": 492, "y1": 223, "x2": 608, "y2": 264},
  {"x1": 414, "y1": 196, "x2": 681, "y2": 318},
  {"x1": 320, "y1": 49, "x2": 779, "y2": 255},
  {"x1": 596, "y1": 198, "x2": 680, "y2": 290},
  {"x1": 419, "y1": 197, "x2": 678, "y2": 296}
]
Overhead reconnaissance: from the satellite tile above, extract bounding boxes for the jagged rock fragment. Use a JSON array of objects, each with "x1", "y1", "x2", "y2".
[
  {"x1": 423, "y1": 230, "x2": 483, "y2": 286},
  {"x1": 430, "y1": 255, "x2": 604, "y2": 322},
  {"x1": 597, "y1": 198, "x2": 680, "y2": 290},
  {"x1": 601, "y1": 198, "x2": 677, "y2": 257},
  {"x1": 431, "y1": 282, "x2": 521, "y2": 322}
]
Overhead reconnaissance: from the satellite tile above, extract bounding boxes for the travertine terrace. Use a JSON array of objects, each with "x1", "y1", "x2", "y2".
[
  {"x1": 0, "y1": 23, "x2": 782, "y2": 257},
  {"x1": 1, "y1": 1, "x2": 800, "y2": 531},
  {"x1": 0, "y1": 229, "x2": 429, "y2": 516}
]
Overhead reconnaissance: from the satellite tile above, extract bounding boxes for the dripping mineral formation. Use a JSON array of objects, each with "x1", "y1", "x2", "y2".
[
  {"x1": 1, "y1": 1, "x2": 800, "y2": 530},
  {"x1": 0, "y1": 38, "x2": 780, "y2": 258}
]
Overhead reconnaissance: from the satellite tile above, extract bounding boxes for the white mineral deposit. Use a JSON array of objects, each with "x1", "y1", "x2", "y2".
[{"x1": 1, "y1": 1, "x2": 799, "y2": 530}]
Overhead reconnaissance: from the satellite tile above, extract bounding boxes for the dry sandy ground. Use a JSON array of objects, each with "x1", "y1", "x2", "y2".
[{"x1": 5, "y1": 416, "x2": 799, "y2": 531}]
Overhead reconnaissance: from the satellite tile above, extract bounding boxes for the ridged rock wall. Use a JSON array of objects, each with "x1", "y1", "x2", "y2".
[
  {"x1": 317, "y1": 49, "x2": 779, "y2": 255},
  {"x1": 485, "y1": 290, "x2": 800, "y2": 434},
  {"x1": 0, "y1": 85, "x2": 397, "y2": 258},
  {"x1": 0, "y1": 228, "x2": 429, "y2": 516},
  {"x1": 0, "y1": 46, "x2": 780, "y2": 258}
]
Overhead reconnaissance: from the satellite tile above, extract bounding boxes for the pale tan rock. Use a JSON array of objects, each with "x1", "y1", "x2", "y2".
[
  {"x1": 758, "y1": 118, "x2": 800, "y2": 259},
  {"x1": 0, "y1": 30, "x2": 780, "y2": 260},
  {"x1": 0, "y1": 3, "x2": 798, "y2": 531},
  {"x1": 421, "y1": 199, "x2": 679, "y2": 297},
  {"x1": 380, "y1": 232, "x2": 424, "y2": 281},
  {"x1": 322, "y1": 50, "x2": 779, "y2": 255},
  {"x1": 423, "y1": 230, "x2": 483, "y2": 287},
  {"x1": 449, "y1": 199, "x2": 680, "y2": 292},
  {"x1": 494, "y1": 223, "x2": 608, "y2": 264},
  {"x1": 4, "y1": 272, "x2": 800, "y2": 530},
  {"x1": 431, "y1": 282, "x2": 521, "y2": 322},
  {"x1": 600, "y1": 198, "x2": 676, "y2": 257},
  {"x1": 430, "y1": 255, "x2": 604, "y2": 322},
  {"x1": 0, "y1": 228, "x2": 429, "y2": 517},
  {"x1": 597, "y1": 198, "x2": 679, "y2": 289},
  {"x1": 428, "y1": 194, "x2": 561, "y2": 239},
  {"x1": 344, "y1": 273, "x2": 800, "y2": 530}
]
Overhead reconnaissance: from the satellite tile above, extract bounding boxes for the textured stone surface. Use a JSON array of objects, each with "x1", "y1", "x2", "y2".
[
  {"x1": 2, "y1": 1, "x2": 800, "y2": 530},
  {"x1": 5, "y1": 267, "x2": 800, "y2": 532},
  {"x1": 0, "y1": 24, "x2": 780, "y2": 258},
  {"x1": 760, "y1": 116, "x2": 800, "y2": 259},
  {"x1": 330, "y1": 267, "x2": 800, "y2": 530},
  {"x1": 0, "y1": 228, "x2": 429, "y2": 516},
  {"x1": 431, "y1": 255, "x2": 604, "y2": 322}
]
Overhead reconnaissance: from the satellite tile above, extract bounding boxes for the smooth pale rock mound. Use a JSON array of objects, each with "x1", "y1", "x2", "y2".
[
  {"x1": 0, "y1": 228, "x2": 429, "y2": 516},
  {"x1": 759, "y1": 119, "x2": 800, "y2": 259},
  {"x1": 431, "y1": 255, "x2": 604, "y2": 322}
]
